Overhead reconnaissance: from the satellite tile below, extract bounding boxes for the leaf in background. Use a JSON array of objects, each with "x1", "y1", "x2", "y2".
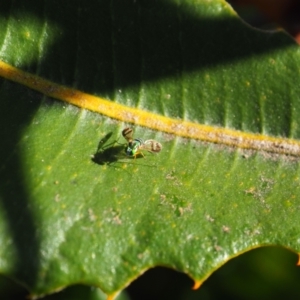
[{"x1": 0, "y1": 0, "x2": 300, "y2": 299}]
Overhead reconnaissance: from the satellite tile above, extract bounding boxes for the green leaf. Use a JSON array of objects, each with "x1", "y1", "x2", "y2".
[{"x1": 0, "y1": 0, "x2": 300, "y2": 298}]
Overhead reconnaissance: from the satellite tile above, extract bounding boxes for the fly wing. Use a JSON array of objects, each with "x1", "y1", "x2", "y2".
[
  {"x1": 122, "y1": 127, "x2": 133, "y2": 142},
  {"x1": 142, "y1": 139, "x2": 162, "y2": 153}
]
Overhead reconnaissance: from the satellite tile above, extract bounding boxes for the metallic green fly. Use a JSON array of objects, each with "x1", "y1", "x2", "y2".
[{"x1": 122, "y1": 127, "x2": 162, "y2": 158}]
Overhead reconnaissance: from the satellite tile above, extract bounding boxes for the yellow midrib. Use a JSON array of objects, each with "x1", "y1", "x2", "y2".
[{"x1": 1, "y1": 60, "x2": 300, "y2": 157}]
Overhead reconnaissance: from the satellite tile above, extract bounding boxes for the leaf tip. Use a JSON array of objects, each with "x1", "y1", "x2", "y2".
[
  {"x1": 106, "y1": 292, "x2": 118, "y2": 300},
  {"x1": 192, "y1": 280, "x2": 203, "y2": 290},
  {"x1": 296, "y1": 254, "x2": 300, "y2": 266}
]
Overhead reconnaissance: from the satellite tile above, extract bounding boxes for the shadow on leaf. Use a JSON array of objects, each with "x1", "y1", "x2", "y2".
[{"x1": 91, "y1": 132, "x2": 126, "y2": 166}]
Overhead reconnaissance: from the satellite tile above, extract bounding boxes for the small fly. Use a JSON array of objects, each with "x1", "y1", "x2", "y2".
[{"x1": 122, "y1": 127, "x2": 162, "y2": 158}]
